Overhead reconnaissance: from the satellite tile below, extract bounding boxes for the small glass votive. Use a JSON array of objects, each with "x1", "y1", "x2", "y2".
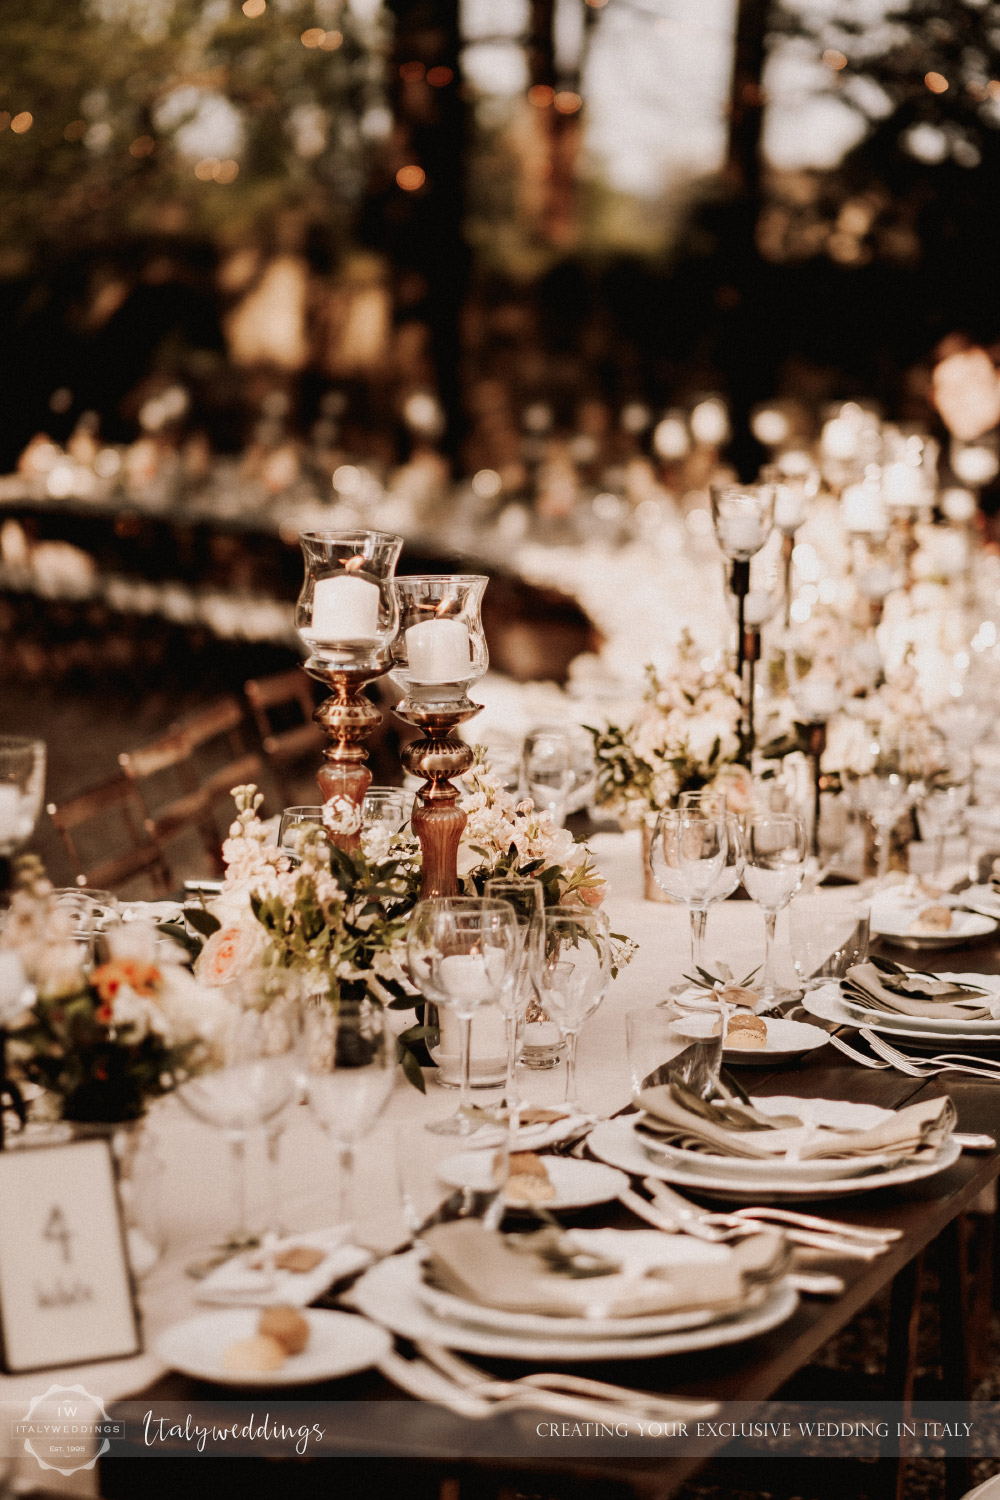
[
  {"x1": 390, "y1": 575, "x2": 489, "y2": 707},
  {"x1": 277, "y1": 806, "x2": 325, "y2": 856},
  {"x1": 51, "y1": 888, "x2": 119, "y2": 963}
]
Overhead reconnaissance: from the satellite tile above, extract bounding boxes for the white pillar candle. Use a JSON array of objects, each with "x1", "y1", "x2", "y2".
[
  {"x1": 774, "y1": 487, "x2": 806, "y2": 532},
  {"x1": 881, "y1": 461, "x2": 925, "y2": 509},
  {"x1": 439, "y1": 952, "x2": 494, "y2": 1006},
  {"x1": 310, "y1": 574, "x2": 380, "y2": 642},
  {"x1": 406, "y1": 617, "x2": 471, "y2": 682},
  {"x1": 796, "y1": 679, "x2": 839, "y2": 720},
  {"x1": 720, "y1": 513, "x2": 766, "y2": 555},
  {"x1": 743, "y1": 591, "x2": 772, "y2": 628},
  {"x1": 0, "y1": 784, "x2": 22, "y2": 843},
  {"x1": 842, "y1": 482, "x2": 887, "y2": 534}
]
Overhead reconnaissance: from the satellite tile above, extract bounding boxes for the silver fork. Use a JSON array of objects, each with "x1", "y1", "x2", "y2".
[
  {"x1": 412, "y1": 1340, "x2": 719, "y2": 1421},
  {"x1": 860, "y1": 1028, "x2": 1000, "y2": 1081},
  {"x1": 641, "y1": 1180, "x2": 890, "y2": 1260}
]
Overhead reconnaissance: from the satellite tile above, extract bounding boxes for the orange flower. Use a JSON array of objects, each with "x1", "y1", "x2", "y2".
[{"x1": 92, "y1": 959, "x2": 161, "y2": 1007}]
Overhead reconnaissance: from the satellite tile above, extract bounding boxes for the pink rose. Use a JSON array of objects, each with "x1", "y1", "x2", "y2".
[
  {"x1": 578, "y1": 882, "x2": 606, "y2": 907},
  {"x1": 196, "y1": 922, "x2": 265, "y2": 988}
]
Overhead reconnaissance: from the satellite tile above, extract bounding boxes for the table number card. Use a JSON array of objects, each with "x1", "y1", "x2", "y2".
[{"x1": 0, "y1": 1139, "x2": 141, "y2": 1372}]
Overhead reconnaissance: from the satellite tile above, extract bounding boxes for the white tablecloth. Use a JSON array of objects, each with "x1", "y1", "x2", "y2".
[{"x1": 0, "y1": 831, "x2": 797, "y2": 1431}]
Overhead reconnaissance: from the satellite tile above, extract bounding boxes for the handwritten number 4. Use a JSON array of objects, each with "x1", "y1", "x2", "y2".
[{"x1": 44, "y1": 1206, "x2": 73, "y2": 1264}]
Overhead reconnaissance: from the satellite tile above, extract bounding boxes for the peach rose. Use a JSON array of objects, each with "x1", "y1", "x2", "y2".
[{"x1": 196, "y1": 922, "x2": 265, "y2": 988}]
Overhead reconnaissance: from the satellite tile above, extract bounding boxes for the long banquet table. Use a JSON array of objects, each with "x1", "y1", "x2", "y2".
[{"x1": 4, "y1": 832, "x2": 1000, "y2": 1500}]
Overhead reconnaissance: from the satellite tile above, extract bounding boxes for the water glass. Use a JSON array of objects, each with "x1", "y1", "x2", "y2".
[
  {"x1": 362, "y1": 786, "x2": 411, "y2": 832},
  {"x1": 530, "y1": 907, "x2": 611, "y2": 1116},
  {"x1": 742, "y1": 812, "x2": 808, "y2": 1007},
  {"x1": 483, "y1": 877, "x2": 544, "y2": 1113},
  {"x1": 648, "y1": 808, "x2": 730, "y2": 980},
  {"x1": 522, "y1": 730, "x2": 575, "y2": 825},
  {"x1": 396, "y1": 1113, "x2": 510, "y2": 1240},
  {"x1": 626, "y1": 1005, "x2": 723, "y2": 1101},
  {"x1": 277, "y1": 806, "x2": 325, "y2": 857},
  {"x1": 789, "y1": 894, "x2": 870, "y2": 991},
  {"x1": 408, "y1": 898, "x2": 518, "y2": 1135},
  {"x1": 301, "y1": 998, "x2": 396, "y2": 1231}
]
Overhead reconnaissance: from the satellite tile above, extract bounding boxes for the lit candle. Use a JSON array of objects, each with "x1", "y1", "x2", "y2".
[
  {"x1": 751, "y1": 407, "x2": 790, "y2": 446},
  {"x1": 720, "y1": 513, "x2": 766, "y2": 555},
  {"x1": 406, "y1": 617, "x2": 471, "y2": 682},
  {"x1": 842, "y1": 482, "x2": 887, "y2": 534},
  {"x1": 773, "y1": 486, "x2": 806, "y2": 532},
  {"x1": 438, "y1": 952, "x2": 495, "y2": 1006},
  {"x1": 310, "y1": 573, "x2": 380, "y2": 642},
  {"x1": 821, "y1": 418, "x2": 858, "y2": 462},
  {"x1": 796, "y1": 679, "x2": 839, "y2": 721},
  {"x1": 690, "y1": 399, "x2": 729, "y2": 446},
  {"x1": 951, "y1": 445, "x2": 999, "y2": 487},
  {"x1": 0, "y1": 785, "x2": 22, "y2": 844},
  {"x1": 941, "y1": 487, "x2": 977, "y2": 523},
  {"x1": 743, "y1": 591, "x2": 772, "y2": 628},
  {"x1": 881, "y1": 461, "x2": 925, "y2": 509}
]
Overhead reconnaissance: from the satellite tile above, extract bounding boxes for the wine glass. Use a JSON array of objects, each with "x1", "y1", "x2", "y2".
[
  {"x1": 522, "y1": 730, "x2": 575, "y2": 826},
  {"x1": 176, "y1": 967, "x2": 300, "y2": 1261},
  {"x1": 741, "y1": 812, "x2": 808, "y2": 1009},
  {"x1": 856, "y1": 772, "x2": 913, "y2": 887},
  {"x1": 407, "y1": 898, "x2": 518, "y2": 1136},
  {"x1": 916, "y1": 757, "x2": 971, "y2": 882},
  {"x1": 362, "y1": 786, "x2": 411, "y2": 832},
  {"x1": 300, "y1": 997, "x2": 396, "y2": 1232},
  {"x1": 648, "y1": 809, "x2": 728, "y2": 980},
  {"x1": 530, "y1": 907, "x2": 612, "y2": 1117},
  {"x1": 483, "y1": 877, "x2": 544, "y2": 1122},
  {"x1": 0, "y1": 737, "x2": 46, "y2": 887},
  {"x1": 277, "y1": 806, "x2": 325, "y2": 859}
]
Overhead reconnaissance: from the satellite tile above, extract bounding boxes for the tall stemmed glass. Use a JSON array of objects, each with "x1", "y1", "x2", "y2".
[
  {"x1": 300, "y1": 998, "x2": 396, "y2": 1232},
  {"x1": 649, "y1": 809, "x2": 728, "y2": 979},
  {"x1": 408, "y1": 897, "x2": 518, "y2": 1136},
  {"x1": 530, "y1": 907, "x2": 612, "y2": 1117},
  {"x1": 177, "y1": 968, "x2": 300, "y2": 1261},
  {"x1": 916, "y1": 757, "x2": 971, "y2": 882},
  {"x1": 856, "y1": 770, "x2": 914, "y2": 887},
  {"x1": 484, "y1": 877, "x2": 544, "y2": 1124},
  {"x1": 741, "y1": 813, "x2": 808, "y2": 1009}
]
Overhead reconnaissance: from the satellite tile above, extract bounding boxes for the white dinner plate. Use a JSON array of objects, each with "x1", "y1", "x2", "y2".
[
  {"x1": 805, "y1": 982, "x2": 1000, "y2": 1039},
  {"x1": 413, "y1": 1243, "x2": 738, "y2": 1341},
  {"x1": 157, "y1": 1308, "x2": 391, "y2": 1387},
  {"x1": 871, "y1": 906, "x2": 996, "y2": 949},
  {"x1": 724, "y1": 1017, "x2": 830, "y2": 1066},
  {"x1": 350, "y1": 1250, "x2": 798, "y2": 1363},
  {"x1": 637, "y1": 1131, "x2": 905, "y2": 1183},
  {"x1": 954, "y1": 886, "x2": 1000, "y2": 920},
  {"x1": 587, "y1": 1116, "x2": 962, "y2": 1203},
  {"x1": 503, "y1": 1156, "x2": 629, "y2": 1211}
]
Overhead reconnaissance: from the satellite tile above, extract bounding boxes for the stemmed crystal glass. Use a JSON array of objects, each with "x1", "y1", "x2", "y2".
[
  {"x1": 522, "y1": 730, "x2": 575, "y2": 826},
  {"x1": 483, "y1": 877, "x2": 544, "y2": 1123},
  {"x1": 177, "y1": 967, "x2": 301, "y2": 1260},
  {"x1": 407, "y1": 897, "x2": 518, "y2": 1136},
  {"x1": 649, "y1": 808, "x2": 729, "y2": 978},
  {"x1": 856, "y1": 770, "x2": 914, "y2": 886},
  {"x1": 916, "y1": 757, "x2": 972, "y2": 881},
  {"x1": 300, "y1": 997, "x2": 396, "y2": 1231},
  {"x1": 530, "y1": 907, "x2": 612, "y2": 1116},
  {"x1": 741, "y1": 812, "x2": 808, "y2": 1009}
]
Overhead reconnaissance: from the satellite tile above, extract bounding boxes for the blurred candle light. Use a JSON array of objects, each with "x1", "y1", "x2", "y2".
[
  {"x1": 652, "y1": 413, "x2": 690, "y2": 460},
  {"x1": 690, "y1": 398, "x2": 729, "y2": 447}
]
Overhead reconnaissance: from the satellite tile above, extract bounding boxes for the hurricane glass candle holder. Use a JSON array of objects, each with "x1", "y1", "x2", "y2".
[
  {"x1": 391, "y1": 575, "x2": 489, "y2": 898},
  {"x1": 711, "y1": 484, "x2": 775, "y2": 764},
  {"x1": 295, "y1": 530, "x2": 402, "y2": 849}
]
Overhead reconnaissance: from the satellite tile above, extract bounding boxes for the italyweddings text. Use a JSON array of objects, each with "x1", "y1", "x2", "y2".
[{"x1": 143, "y1": 1411, "x2": 326, "y2": 1454}]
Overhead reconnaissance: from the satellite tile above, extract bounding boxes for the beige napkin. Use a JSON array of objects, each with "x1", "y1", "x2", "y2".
[
  {"x1": 420, "y1": 1220, "x2": 784, "y2": 1320},
  {"x1": 841, "y1": 963, "x2": 996, "y2": 1021},
  {"x1": 637, "y1": 1083, "x2": 956, "y2": 1162}
]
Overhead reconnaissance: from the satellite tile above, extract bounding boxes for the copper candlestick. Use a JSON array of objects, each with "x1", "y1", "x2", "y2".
[
  {"x1": 304, "y1": 659, "x2": 390, "y2": 852},
  {"x1": 796, "y1": 718, "x2": 828, "y2": 860},
  {"x1": 395, "y1": 700, "x2": 483, "y2": 898}
]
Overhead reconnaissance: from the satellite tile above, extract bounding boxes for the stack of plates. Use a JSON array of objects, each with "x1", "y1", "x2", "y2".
[
  {"x1": 350, "y1": 1247, "x2": 798, "y2": 1362},
  {"x1": 804, "y1": 977, "x2": 1000, "y2": 1051},
  {"x1": 870, "y1": 900, "x2": 996, "y2": 950},
  {"x1": 586, "y1": 1115, "x2": 961, "y2": 1204}
]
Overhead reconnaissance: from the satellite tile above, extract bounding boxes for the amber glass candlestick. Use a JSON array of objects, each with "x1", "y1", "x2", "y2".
[
  {"x1": 303, "y1": 661, "x2": 390, "y2": 851},
  {"x1": 396, "y1": 701, "x2": 483, "y2": 898}
]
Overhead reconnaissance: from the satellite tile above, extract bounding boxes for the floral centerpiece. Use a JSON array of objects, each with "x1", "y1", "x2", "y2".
[
  {"x1": 588, "y1": 635, "x2": 750, "y2": 826},
  {"x1": 197, "y1": 763, "x2": 634, "y2": 1088},
  {"x1": 2, "y1": 858, "x2": 231, "y2": 1123}
]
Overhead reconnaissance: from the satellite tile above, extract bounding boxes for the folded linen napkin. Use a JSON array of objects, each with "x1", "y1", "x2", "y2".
[
  {"x1": 636, "y1": 1080, "x2": 956, "y2": 1162},
  {"x1": 420, "y1": 1221, "x2": 785, "y2": 1320},
  {"x1": 197, "y1": 1228, "x2": 372, "y2": 1307},
  {"x1": 841, "y1": 963, "x2": 997, "y2": 1021}
]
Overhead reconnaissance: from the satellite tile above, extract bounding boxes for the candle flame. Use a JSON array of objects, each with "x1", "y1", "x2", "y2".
[
  {"x1": 434, "y1": 597, "x2": 457, "y2": 617},
  {"x1": 343, "y1": 556, "x2": 364, "y2": 573}
]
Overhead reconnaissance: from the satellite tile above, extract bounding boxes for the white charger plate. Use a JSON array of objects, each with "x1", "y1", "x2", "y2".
[
  {"x1": 724, "y1": 1017, "x2": 830, "y2": 1066},
  {"x1": 588, "y1": 1116, "x2": 961, "y2": 1203},
  {"x1": 504, "y1": 1156, "x2": 629, "y2": 1211},
  {"x1": 806, "y1": 981, "x2": 1000, "y2": 1038},
  {"x1": 871, "y1": 906, "x2": 996, "y2": 949},
  {"x1": 157, "y1": 1308, "x2": 391, "y2": 1387},
  {"x1": 350, "y1": 1249, "x2": 798, "y2": 1362}
]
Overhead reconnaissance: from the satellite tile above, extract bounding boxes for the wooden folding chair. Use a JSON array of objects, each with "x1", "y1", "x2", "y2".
[
  {"x1": 119, "y1": 727, "x2": 220, "y2": 873},
  {"x1": 46, "y1": 778, "x2": 173, "y2": 896},
  {"x1": 244, "y1": 669, "x2": 324, "y2": 804},
  {"x1": 172, "y1": 695, "x2": 266, "y2": 834}
]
